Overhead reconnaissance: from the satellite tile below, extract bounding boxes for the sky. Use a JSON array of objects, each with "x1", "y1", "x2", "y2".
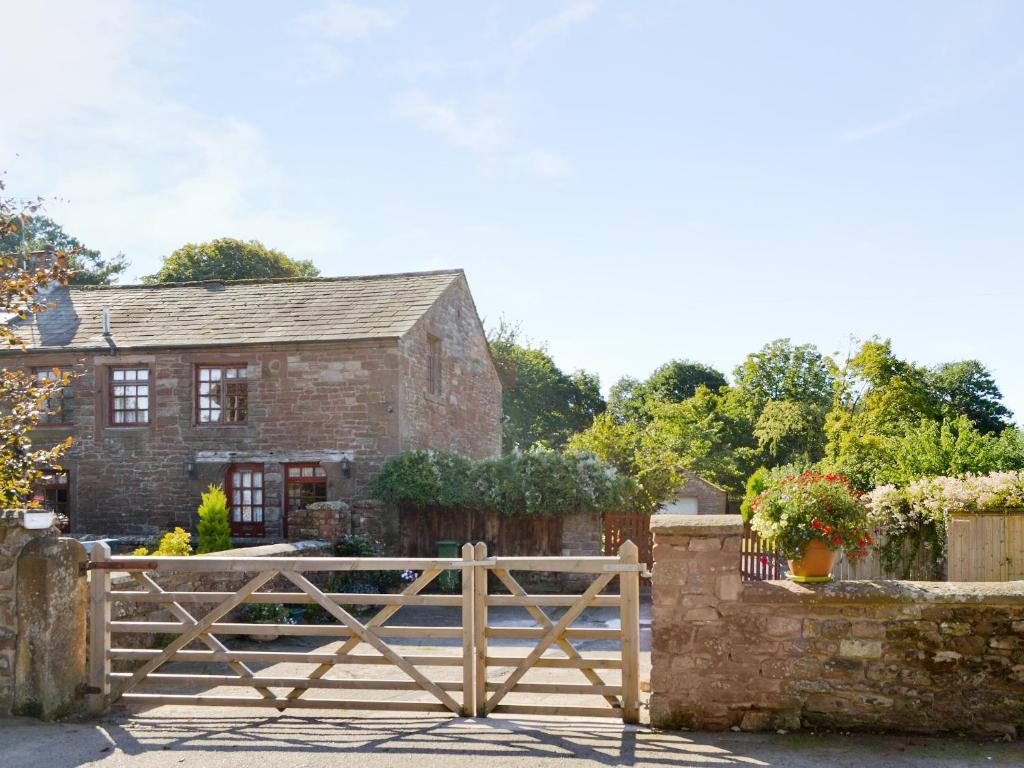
[{"x1": 2, "y1": 1, "x2": 1023, "y2": 423}]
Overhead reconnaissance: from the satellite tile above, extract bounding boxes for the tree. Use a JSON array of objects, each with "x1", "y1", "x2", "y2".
[
  {"x1": 823, "y1": 339, "x2": 937, "y2": 488},
  {"x1": 927, "y1": 360, "x2": 1012, "y2": 435},
  {"x1": 642, "y1": 360, "x2": 727, "y2": 406},
  {"x1": 567, "y1": 413, "x2": 676, "y2": 512},
  {"x1": 733, "y1": 339, "x2": 835, "y2": 412},
  {"x1": 488, "y1": 321, "x2": 605, "y2": 451},
  {"x1": 0, "y1": 214, "x2": 128, "y2": 285},
  {"x1": 145, "y1": 237, "x2": 319, "y2": 283},
  {"x1": 733, "y1": 339, "x2": 834, "y2": 467},
  {"x1": 640, "y1": 386, "x2": 759, "y2": 496},
  {"x1": 606, "y1": 361, "x2": 727, "y2": 425},
  {"x1": 196, "y1": 484, "x2": 232, "y2": 554},
  {"x1": 1, "y1": 178, "x2": 75, "y2": 507}
]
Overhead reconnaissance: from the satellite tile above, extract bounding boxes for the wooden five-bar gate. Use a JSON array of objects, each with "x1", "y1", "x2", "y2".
[{"x1": 87, "y1": 541, "x2": 643, "y2": 722}]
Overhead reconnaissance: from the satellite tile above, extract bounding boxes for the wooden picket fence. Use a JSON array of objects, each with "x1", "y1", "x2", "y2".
[
  {"x1": 87, "y1": 541, "x2": 642, "y2": 722},
  {"x1": 740, "y1": 522, "x2": 786, "y2": 581}
]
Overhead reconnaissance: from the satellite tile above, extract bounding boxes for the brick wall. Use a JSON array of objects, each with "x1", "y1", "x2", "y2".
[{"x1": 649, "y1": 514, "x2": 1024, "y2": 737}]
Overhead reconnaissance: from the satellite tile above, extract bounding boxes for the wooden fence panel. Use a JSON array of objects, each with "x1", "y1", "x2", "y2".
[
  {"x1": 398, "y1": 507, "x2": 564, "y2": 557},
  {"x1": 602, "y1": 514, "x2": 652, "y2": 568},
  {"x1": 948, "y1": 513, "x2": 1024, "y2": 582}
]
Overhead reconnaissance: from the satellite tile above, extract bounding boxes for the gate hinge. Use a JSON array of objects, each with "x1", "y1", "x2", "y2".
[{"x1": 76, "y1": 684, "x2": 102, "y2": 697}]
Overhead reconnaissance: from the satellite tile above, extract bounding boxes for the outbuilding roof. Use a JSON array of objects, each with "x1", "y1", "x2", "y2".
[{"x1": 7, "y1": 269, "x2": 463, "y2": 351}]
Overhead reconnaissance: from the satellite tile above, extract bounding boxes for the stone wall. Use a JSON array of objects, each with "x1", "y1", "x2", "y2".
[
  {"x1": 284, "y1": 502, "x2": 352, "y2": 542},
  {"x1": 649, "y1": 514, "x2": 1024, "y2": 737},
  {"x1": 0, "y1": 513, "x2": 39, "y2": 713},
  {"x1": 1, "y1": 511, "x2": 86, "y2": 718},
  {"x1": 561, "y1": 512, "x2": 602, "y2": 557},
  {"x1": 399, "y1": 275, "x2": 502, "y2": 460}
]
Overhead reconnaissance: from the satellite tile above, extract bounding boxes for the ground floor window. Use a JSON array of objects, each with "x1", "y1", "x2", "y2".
[
  {"x1": 34, "y1": 469, "x2": 70, "y2": 531},
  {"x1": 226, "y1": 463, "x2": 264, "y2": 537},
  {"x1": 284, "y1": 463, "x2": 327, "y2": 537}
]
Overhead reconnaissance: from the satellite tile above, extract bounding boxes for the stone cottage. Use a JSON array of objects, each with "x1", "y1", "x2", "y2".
[{"x1": 1, "y1": 268, "x2": 502, "y2": 540}]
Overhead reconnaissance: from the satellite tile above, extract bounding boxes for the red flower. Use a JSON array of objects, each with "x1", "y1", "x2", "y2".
[
  {"x1": 823, "y1": 525, "x2": 832, "y2": 535},
  {"x1": 832, "y1": 537, "x2": 842, "y2": 546},
  {"x1": 760, "y1": 556, "x2": 768, "y2": 566},
  {"x1": 812, "y1": 519, "x2": 822, "y2": 529}
]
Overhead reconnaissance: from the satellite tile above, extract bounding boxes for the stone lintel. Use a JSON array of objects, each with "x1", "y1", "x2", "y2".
[
  {"x1": 650, "y1": 514, "x2": 743, "y2": 537},
  {"x1": 195, "y1": 450, "x2": 355, "y2": 464}
]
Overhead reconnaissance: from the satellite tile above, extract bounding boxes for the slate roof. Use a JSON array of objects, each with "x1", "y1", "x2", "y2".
[{"x1": 7, "y1": 270, "x2": 463, "y2": 351}]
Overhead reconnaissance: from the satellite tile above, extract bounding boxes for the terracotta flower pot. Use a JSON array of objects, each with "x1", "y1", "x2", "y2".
[{"x1": 787, "y1": 538, "x2": 836, "y2": 581}]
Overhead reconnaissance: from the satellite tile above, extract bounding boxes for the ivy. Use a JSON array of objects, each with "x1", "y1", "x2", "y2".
[{"x1": 372, "y1": 447, "x2": 635, "y2": 517}]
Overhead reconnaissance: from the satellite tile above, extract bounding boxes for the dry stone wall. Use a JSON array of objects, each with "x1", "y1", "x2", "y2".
[{"x1": 650, "y1": 514, "x2": 1024, "y2": 737}]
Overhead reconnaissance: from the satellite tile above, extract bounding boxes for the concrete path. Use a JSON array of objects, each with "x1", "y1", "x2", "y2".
[{"x1": 1, "y1": 710, "x2": 1021, "y2": 767}]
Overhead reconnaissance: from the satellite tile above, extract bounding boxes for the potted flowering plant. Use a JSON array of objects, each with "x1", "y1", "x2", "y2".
[{"x1": 750, "y1": 472, "x2": 872, "y2": 582}]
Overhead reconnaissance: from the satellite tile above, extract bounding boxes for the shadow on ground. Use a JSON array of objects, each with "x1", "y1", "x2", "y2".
[{"x1": 2, "y1": 711, "x2": 1022, "y2": 768}]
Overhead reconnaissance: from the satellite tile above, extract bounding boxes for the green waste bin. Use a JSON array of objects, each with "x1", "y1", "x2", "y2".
[{"x1": 437, "y1": 540, "x2": 461, "y2": 592}]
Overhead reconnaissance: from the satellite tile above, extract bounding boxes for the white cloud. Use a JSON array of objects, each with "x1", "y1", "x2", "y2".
[
  {"x1": 0, "y1": 0, "x2": 347, "y2": 281},
  {"x1": 514, "y1": 1, "x2": 597, "y2": 52},
  {"x1": 393, "y1": 91, "x2": 572, "y2": 179},
  {"x1": 294, "y1": 1, "x2": 404, "y2": 40},
  {"x1": 394, "y1": 92, "x2": 508, "y2": 153},
  {"x1": 515, "y1": 150, "x2": 573, "y2": 179}
]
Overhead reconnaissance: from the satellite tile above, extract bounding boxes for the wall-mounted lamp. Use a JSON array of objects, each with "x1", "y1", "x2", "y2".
[
  {"x1": 185, "y1": 460, "x2": 196, "y2": 479},
  {"x1": 340, "y1": 456, "x2": 352, "y2": 479}
]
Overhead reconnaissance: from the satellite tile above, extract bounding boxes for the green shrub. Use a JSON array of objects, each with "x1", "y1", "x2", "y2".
[
  {"x1": 133, "y1": 527, "x2": 193, "y2": 557},
  {"x1": 196, "y1": 483, "x2": 232, "y2": 554},
  {"x1": 372, "y1": 447, "x2": 635, "y2": 517}
]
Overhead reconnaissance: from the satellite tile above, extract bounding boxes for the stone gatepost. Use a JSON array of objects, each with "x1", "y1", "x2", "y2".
[
  {"x1": 0, "y1": 510, "x2": 87, "y2": 719},
  {"x1": 648, "y1": 514, "x2": 744, "y2": 730}
]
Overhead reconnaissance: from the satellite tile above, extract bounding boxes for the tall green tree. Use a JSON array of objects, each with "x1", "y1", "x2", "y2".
[
  {"x1": 640, "y1": 386, "x2": 759, "y2": 496},
  {"x1": 607, "y1": 360, "x2": 727, "y2": 425},
  {"x1": 145, "y1": 237, "x2": 319, "y2": 283},
  {"x1": 733, "y1": 339, "x2": 835, "y2": 466},
  {"x1": 927, "y1": 360, "x2": 1012, "y2": 435},
  {"x1": 0, "y1": 215, "x2": 128, "y2": 285},
  {"x1": 825, "y1": 339, "x2": 943, "y2": 488},
  {"x1": 488, "y1": 322, "x2": 605, "y2": 451}
]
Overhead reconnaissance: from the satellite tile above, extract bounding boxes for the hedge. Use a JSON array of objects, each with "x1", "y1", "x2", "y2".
[{"x1": 371, "y1": 447, "x2": 637, "y2": 517}]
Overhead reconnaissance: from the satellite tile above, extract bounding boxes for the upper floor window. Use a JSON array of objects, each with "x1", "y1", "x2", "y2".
[
  {"x1": 110, "y1": 367, "x2": 149, "y2": 425},
  {"x1": 33, "y1": 367, "x2": 72, "y2": 425},
  {"x1": 427, "y1": 335, "x2": 442, "y2": 396},
  {"x1": 197, "y1": 365, "x2": 248, "y2": 424}
]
